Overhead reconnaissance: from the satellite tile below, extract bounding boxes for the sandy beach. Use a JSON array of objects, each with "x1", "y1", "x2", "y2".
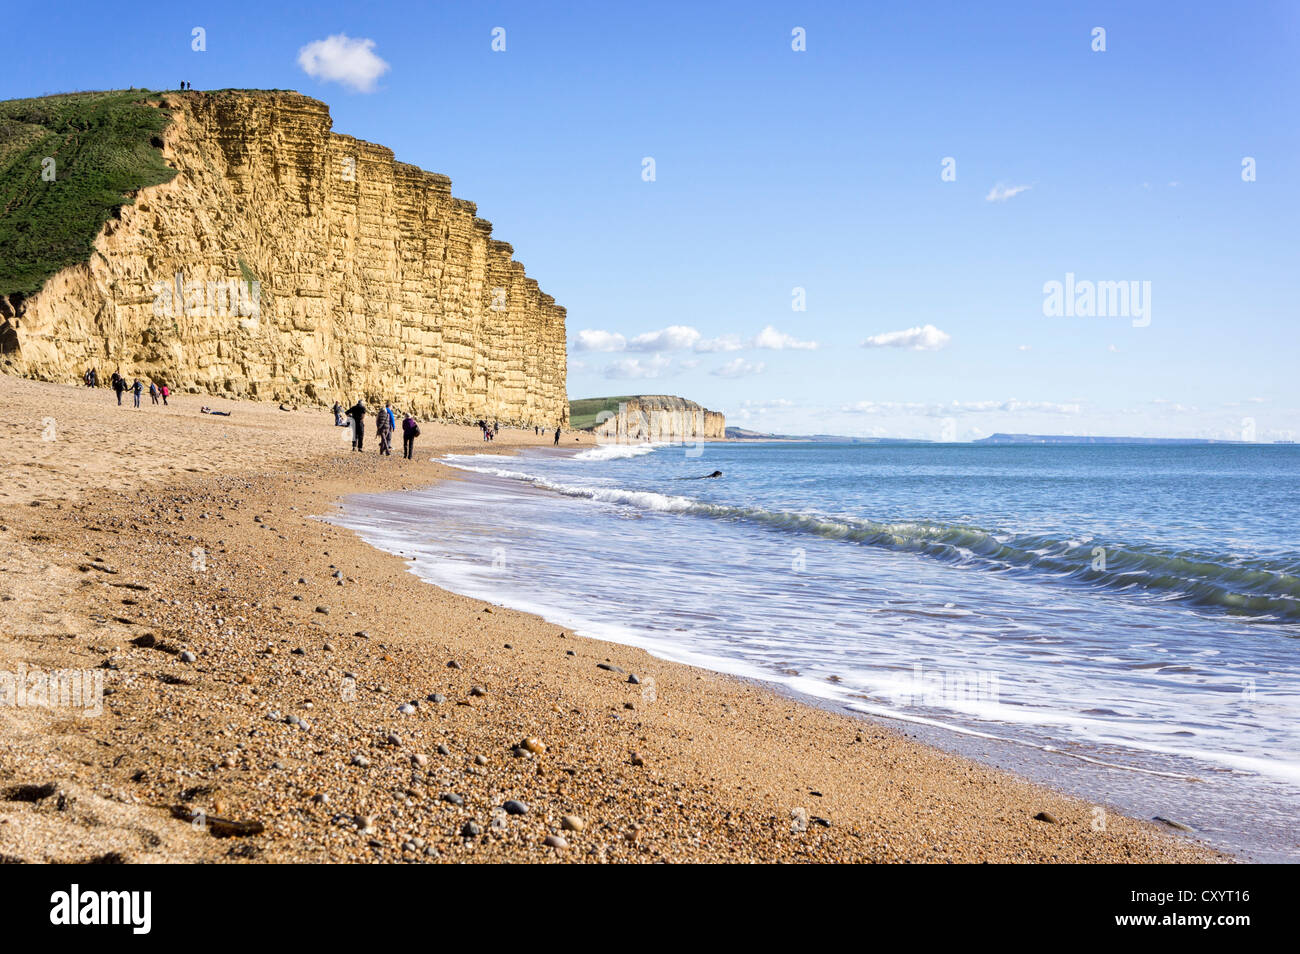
[{"x1": 0, "y1": 376, "x2": 1226, "y2": 863}]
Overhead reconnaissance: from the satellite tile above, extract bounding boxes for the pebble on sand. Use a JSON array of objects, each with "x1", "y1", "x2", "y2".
[
  {"x1": 560, "y1": 815, "x2": 585, "y2": 832},
  {"x1": 544, "y1": 835, "x2": 568, "y2": 850},
  {"x1": 503, "y1": 799, "x2": 529, "y2": 815}
]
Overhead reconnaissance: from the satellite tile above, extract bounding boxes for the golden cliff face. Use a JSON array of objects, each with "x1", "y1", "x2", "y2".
[
  {"x1": 4, "y1": 91, "x2": 568, "y2": 425},
  {"x1": 591, "y1": 396, "x2": 726, "y2": 442}
]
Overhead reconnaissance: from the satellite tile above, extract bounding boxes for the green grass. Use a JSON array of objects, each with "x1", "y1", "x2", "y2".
[
  {"x1": 0, "y1": 89, "x2": 178, "y2": 297},
  {"x1": 568, "y1": 395, "x2": 639, "y2": 430}
]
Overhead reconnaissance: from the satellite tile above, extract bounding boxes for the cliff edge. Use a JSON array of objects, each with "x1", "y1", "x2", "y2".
[{"x1": 0, "y1": 89, "x2": 567, "y2": 426}]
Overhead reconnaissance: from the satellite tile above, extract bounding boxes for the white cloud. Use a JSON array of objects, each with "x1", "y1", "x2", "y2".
[
  {"x1": 861, "y1": 324, "x2": 951, "y2": 351},
  {"x1": 628, "y1": 325, "x2": 701, "y2": 352},
  {"x1": 752, "y1": 325, "x2": 818, "y2": 350},
  {"x1": 573, "y1": 329, "x2": 627, "y2": 352},
  {"x1": 985, "y1": 183, "x2": 1032, "y2": 202},
  {"x1": 297, "y1": 34, "x2": 391, "y2": 92},
  {"x1": 694, "y1": 334, "x2": 745, "y2": 352},
  {"x1": 1107, "y1": 344, "x2": 1119, "y2": 353},
  {"x1": 712, "y1": 358, "x2": 766, "y2": 378},
  {"x1": 841, "y1": 399, "x2": 1081, "y2": 417},
  {"x1": 1017, "y1": 344, "x2": 1032, "y2": 352},
  {"x1": 604, "y1": 355, "x2": 673, "y2": 380}
]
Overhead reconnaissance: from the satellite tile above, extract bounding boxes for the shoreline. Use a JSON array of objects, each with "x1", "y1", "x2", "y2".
[{"x1": 0, "y1": 376, "x2": 1227, "y2": 862}]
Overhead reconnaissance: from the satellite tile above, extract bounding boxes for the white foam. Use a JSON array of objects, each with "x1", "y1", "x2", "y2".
[{"x1": 574, "y1": 442, "x2": 670, "y2": 461}]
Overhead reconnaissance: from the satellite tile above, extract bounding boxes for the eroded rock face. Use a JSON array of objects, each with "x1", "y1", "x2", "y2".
[
  {"x1": 1, "y1": 91, "x2": 568, "y2": 426},
  {"x1": 590, "y1": 396, "x2": 725, "y2": 442}
]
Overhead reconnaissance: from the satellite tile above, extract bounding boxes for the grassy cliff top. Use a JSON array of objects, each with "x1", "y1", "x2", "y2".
[{"x1": 0, "y1": 89, "x2": 178, "y2": 298}]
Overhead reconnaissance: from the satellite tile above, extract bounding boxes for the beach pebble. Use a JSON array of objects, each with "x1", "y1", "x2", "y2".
[
  {"x1": 630, "y1": 752, "x2": 645, "y2": 766},
  {"x1": 179, "y1": 650, "x2": 197, "y2": 663},
  {"x1": 544, "y1": 834, "x2": 568, "y2": 850},
  {"x1": 351, "y1": 755, "x2": 370, "y2": 768},
  {"x1": 1154, "y1": 816, "x2": 1194, "y2": 832},
  {"x1": 312, "y1": 793, "x2": 330, "y2": 805},
  {"x1": 386, "y1": 732, "x2": 402, "y2": 747},
  {"x1": 628, "y1": 674, "x2": 641, "y2": 685},
  {"x1": 441, "y1": 792, "x2": 464, "y2": 806},
  {"x1": 461, "y1": 821, "x2": 480, "y2": 838},
  {"x1": 1034, "y1": 811, "x2": 1059, "y2": 824},
  {"x1": 474, "y1": 754, "x2": 488, "y2": 765},
  {"x1": 426, "y1": 693, "x2": 446, "y2": 704},
  {"x1": 597, "y1": 663, "x2": 625, "y2": 674},
  {"x1": 447, "y1": 660, "x2": 461, "y2": 669},
  {"x1": 503, "y1": 799, "x2": 529, "y2": 816},
  {"x1": 560, "y1": 815, "x2": 585, "y2": 832},
  {"x1": 521, "y1": 737, "x2": 545, "y2": 754},
  {"x1": 437, "y1": 744, "x2": 451, "y2": 756},
  {"x1": 411, "y1": 753, "x2": 428, "y2": 767},
  {"x1": 314, "y1": 606, "x2": 329, "y2": 615},
  {"x1": 397, "y1": 703, "x2": 416, "y2": 715},
  {"x1": 469, "y1": 686, "x2": 487, "y2": 697}
]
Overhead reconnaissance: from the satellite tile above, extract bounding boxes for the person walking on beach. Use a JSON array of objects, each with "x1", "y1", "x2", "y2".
[
  {"x1": 111, "y1": 372, "x2": 126, "y2": 405},
  {"x1": 333, "y1": 401, "x2": 345, "y2": 426},
  {"x1": 376, "y1": 406, "x2": 393, "y2": 456},
  {"x1": 131, "y1": 378, "x2": 143, "y2": 408},
  {"x1": 149, "y1": 381, "x2": 159, "y2": 405},
  {"x1": 554, "y1": 426, "x2": 560, "y2": 446},
  {"x1": 385, "y1": 401, "x2": 396, "y2": 436},
  {"x1": 347, "y1": 399, "x2": 367, "y2": 451},
  {"x1": 402, "y1": 413, "x2": 419, "y2": 460},
  {"x1": 159, "y1": 383, "x2": 170, "y2": 406}
]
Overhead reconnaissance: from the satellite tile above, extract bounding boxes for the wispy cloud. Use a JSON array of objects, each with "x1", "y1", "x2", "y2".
[
  {"x1": 842, "y1": 399, "x2": 1081, "y2": 416},
  {"x1": 573, "y1": 324, "x2": 818, "y2": 354},
  {"x1": 985, "y1": 182, "x2": 1032, "y2": 203},
  {"x1": 573, "y1": 329, "x2": 627, "y2": 352},
  {"x1": 297, "y1": 34, "x2": 390, "y2": 92},
  {"x1": 753, "y1": 325, "x2": 818, "y2": 350},
  {"x1": 603, "y1": 355, "x2": 674, "y2": 380},
  {"x1": 711, "y1": 358, "x2": 766, "y2": 378},
  {"x1": 861, "y1": 324, "x2": 951, "y2": 351},
  {"x1": 627, "y1": 325, "x2": 700, "y2": 352}
]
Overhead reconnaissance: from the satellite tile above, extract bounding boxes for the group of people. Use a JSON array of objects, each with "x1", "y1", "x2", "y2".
[
  {"x1": 334, "y1": 400, "x2": 421, "y2": 459},
  {"x1": 87, "y1": 369, "x2": 171, "y2": 408},
  {"x1": 478, "y1": 420, "x2": 499, "y2": 441}
]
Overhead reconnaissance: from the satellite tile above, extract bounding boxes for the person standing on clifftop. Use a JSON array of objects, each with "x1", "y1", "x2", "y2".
[{"x1": 347, "y1": 399, "x2": 367, "y2": 451}]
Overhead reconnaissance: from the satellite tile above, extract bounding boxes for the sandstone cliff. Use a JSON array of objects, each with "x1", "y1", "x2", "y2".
[
  {"x1": 586, "y1": 395, "x2": 725, "y2": 443},
  {"x1": 0, "y1": 90, "x2": 568, "y2": 426}
]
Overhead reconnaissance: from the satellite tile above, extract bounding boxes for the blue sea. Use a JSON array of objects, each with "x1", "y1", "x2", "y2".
[{"x1": 329, "y1": 441, "x2": 1300, "y2": 861}]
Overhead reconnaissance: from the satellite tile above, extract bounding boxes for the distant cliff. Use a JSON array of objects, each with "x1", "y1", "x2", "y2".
[
  {"x1": 572, "y1": 395, "x2": 725, "y2": 442},
  {"x1": 0, "y1": 89, "x2": 567, "y2": 426}
]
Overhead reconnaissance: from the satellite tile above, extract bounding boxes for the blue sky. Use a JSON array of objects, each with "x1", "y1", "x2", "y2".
[{"x1": 7, "y1": 1, "x2": 1298, "y2": 439}]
